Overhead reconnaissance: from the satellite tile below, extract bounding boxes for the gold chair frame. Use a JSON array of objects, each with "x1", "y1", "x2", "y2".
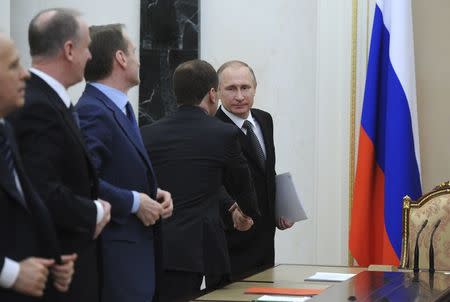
[{"x1": 400, "y1": 181, "x2": 450, "y2": 269}]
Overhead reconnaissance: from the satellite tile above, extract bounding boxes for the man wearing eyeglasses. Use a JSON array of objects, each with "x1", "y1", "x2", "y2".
[{"x1": 216, "y1": 60, "x2": 295, "y2": 281}]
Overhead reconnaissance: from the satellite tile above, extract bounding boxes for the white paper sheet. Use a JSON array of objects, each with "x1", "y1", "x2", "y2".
[
  {"x1": 275, "y1": 172, "x2": 307, "y2": 222},
  {"x1": 304, "y1": 272, "x2": 356, "y2": 282},
  {"x1": 256, "y1": 295, "x2": 311, "y2": 302}
]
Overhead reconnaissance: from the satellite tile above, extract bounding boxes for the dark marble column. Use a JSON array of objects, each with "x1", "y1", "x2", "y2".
[{"x1": 139, "y1": 0, "x2": 199, "y2": 126}]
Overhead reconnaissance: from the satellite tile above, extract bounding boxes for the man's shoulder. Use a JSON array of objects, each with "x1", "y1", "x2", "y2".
[
  {"x1": 25, "y1": 79, "x2": 50, "y2": 103},
  {"x1": 140, "y1": 116, "x2": 171, "y2": 139},
  {"x1": 23, "y1": 76, "x2": 63, "y2": 112},
  {"x1": 251, "y1": 108, "x2": 272, "y2": 119},
  {"x1": 76, "y1": 93, "x2": 105, "y2": 112}
]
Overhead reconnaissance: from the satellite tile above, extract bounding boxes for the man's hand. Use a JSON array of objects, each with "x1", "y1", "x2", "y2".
[
  {"x1": 12, "y1": 257, "x2": 54, "y2": 297},
  {"x1": 51, "y1": 253, "x2": 77, "y2": 292},
  {"x1": 157, "y1": 188, "x2": 173, "y2": 219},
  {"x1": 94, "y1": 200, "x2": 111, "y2": 239},
  {"x1": 229, "y1": 202, "x2": 254, "y2": 231},
  {"x1": 277, "y1": 217, "x2": 294, "y2": 230},
  {"x1": 136, "y1": 193, "x2": 163, "y2": 226}
]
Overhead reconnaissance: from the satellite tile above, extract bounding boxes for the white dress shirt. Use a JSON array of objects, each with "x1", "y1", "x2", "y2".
[{"x1": 220, "y1": 106, "x2": 267, "y2": 157}]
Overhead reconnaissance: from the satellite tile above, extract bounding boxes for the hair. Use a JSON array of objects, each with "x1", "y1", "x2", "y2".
[
  {"x1": 28, "y1": 8, "x2": 82, "y2": 58},
  {"x1": 217, "y1": 60, "x2": 257, "y2": 87},
  {"x1": 84, "y1": 24, "x2": 128, "y2": 82},
  {"x1": 173, "y1": 59, "x2": 218, "y2": 106}
]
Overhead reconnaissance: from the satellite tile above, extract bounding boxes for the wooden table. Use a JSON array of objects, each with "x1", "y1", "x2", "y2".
[{"x1": 195, "y1": 264, "x2": 366, "y2": 301}]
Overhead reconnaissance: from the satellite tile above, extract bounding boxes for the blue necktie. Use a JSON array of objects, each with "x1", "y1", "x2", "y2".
[
  {"x1": 125, "y1": 102, "x2": 143, "y2": 144},
  {"x1": 125, "y1": 102, "x2": 157, "y2": 194}
]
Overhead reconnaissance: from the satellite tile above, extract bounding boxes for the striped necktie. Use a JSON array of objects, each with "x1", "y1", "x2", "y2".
[
  {"x1": 243, "y1": 120, "x2": 266, "y2": 171},
  {"x1": 0, "y1": 123, "x2": 26, "y2": 206},
  {"x1": 69, "y1": 104, "x2": 80, "y2": 128},
  {"x1": 0, "y1": 123, "x2": 16, "y2": 182}
]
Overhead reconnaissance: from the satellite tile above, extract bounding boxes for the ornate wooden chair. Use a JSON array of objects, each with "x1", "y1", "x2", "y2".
[{"x1": 400, "y1": 181, "x2": 450, "y2": 271}]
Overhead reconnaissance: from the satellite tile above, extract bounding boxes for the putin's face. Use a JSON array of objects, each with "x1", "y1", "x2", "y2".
[{"x1": 218, "y1": 65, "x2": 256, "y2": 119}]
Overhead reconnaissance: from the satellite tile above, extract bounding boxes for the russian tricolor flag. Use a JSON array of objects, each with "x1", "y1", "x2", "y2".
[{"x1": 349, "y1": 0, "x2": 422, "y2": 266}]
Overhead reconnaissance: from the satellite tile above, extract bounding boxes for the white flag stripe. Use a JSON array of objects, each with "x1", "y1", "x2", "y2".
[{"x1": 376, "y1": 0, "x2": 421, "y2": 174}]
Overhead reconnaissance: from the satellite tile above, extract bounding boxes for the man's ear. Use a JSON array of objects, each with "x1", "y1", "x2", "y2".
[
  {"x1": 63, "y1": 40, "x2": 74, "y2": 61},
  {"x1": 115, "y1": 50, "x2": 127, "y2": 69},
  {"x1": 209, "y1": 88, "x2": 217, "y2": 104}
]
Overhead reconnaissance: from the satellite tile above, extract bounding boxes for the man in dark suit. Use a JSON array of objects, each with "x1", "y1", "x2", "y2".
[
  {"x1": 216, "y1": 60, "x2": 295, "y2": 280},
  {"x1": 76, "y1": 24, "x2": 173, "y2": 302},
  {"x1": 8, "y1": 9, "x2": 111, "y2": 302},
  {"x1": 141, "y1": 59, "x2": 258, "y2": 302},
  {"x1": 0, "y1": 32, "x2": 76, "y2": 301}
]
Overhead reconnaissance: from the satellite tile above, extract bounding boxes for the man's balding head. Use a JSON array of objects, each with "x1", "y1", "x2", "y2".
[{"x1": 28, "y1": 8, "x2": 82, "y2": 58}]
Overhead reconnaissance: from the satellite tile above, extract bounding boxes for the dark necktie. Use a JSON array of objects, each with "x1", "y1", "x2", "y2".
[
  {"x1": 0, "y1": 123, "x2": 26, "y2": 206},
  {"x1": 69, "y1": 104, "x2": 80, "y2": 128},
  {"x1": 125, "y1": 102, "x2": 144, "y2": 145},
  {"x1": 242, "y1": 120, "x2": 266, "y2": 171},
  {"x1": 125, "y1": 102, "x2": 157, "y2": 193},
  {"x1": 0, "y1": 124, "x2": 16, "y2": 182}
]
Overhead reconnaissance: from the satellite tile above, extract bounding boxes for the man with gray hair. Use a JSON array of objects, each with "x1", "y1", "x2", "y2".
[{"x1": 9, "y1": 8, "x2": 111, "y2": 302}]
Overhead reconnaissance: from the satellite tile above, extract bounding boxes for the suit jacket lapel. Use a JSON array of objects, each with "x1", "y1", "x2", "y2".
[
  {"x1": 85, "y1": 85, "x2": 152, "y2": 169},
  {"x1": 0, "y1": 159, "x2": 27, "y2": 209},
  {"x1": 0, "y1": 123, "x2": 29, "y2": 210},
  {"x1": 30, "y1": 75, "x2": 98, "y2": 180},
  {"x1": 216, "y1": 107, "x2": 265, "y2": 174}
]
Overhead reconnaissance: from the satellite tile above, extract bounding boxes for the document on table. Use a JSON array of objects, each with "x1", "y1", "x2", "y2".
[
  {"x1": 275, "y1": 172, "x2": 307, "y2": 222},
  {"x1": 304, "y1": 272, "x2": 356, "y2": 282},
  {"x1": 255, "y1": 295, "x2": 311, "y2": 302}
]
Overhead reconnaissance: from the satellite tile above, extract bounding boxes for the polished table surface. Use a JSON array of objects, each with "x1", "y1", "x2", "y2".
[
  {"x1": 243, "y1": 264, "x2": 366, "y2": 283},
  {"x1": 194, "y1": 264, "x2": 450, "y2": 301},
  {"x1": 309, "y1": 271, "x2": 450, "y2": 302},
  {"x1": 195, "y1": 264, "x2": 366, "y2": 301}
]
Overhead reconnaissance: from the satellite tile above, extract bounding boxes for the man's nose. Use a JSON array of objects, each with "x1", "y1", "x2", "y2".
[{"x1": 235, "y1": 89, "x2": 245, "y2": 101}]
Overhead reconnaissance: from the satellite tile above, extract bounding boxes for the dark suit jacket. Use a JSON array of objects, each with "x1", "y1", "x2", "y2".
[
  {"x1": 0, "y1": 121, "x2": 61, "y2": 302},
  {"x1": 141, "y1": 105, "x2": 257, "y2": 276},
  {"x1": 8, "y1": 74, "x2": 100, "y2": 302},
  {"x1": 76, "y1": 84, "x2": 159, "y2": 302},
  {"x1": 216, "y1": 107, "x2": 277, "y2": 279}
]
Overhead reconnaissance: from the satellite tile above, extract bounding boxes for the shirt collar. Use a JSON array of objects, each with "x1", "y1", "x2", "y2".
[
  {"x1": 220, "y1": 105, "x2": 256, "y2": 129},
  {"x1": 90, "y1": 82, "x2": 128, "y2": 114},
  {"x1": 30, "y1": 67, "x2": 72, "y2": 108}
]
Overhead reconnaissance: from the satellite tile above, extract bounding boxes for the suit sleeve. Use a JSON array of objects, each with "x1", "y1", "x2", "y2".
[
  {"x1": 76, "y1": 102, "x2": 134, "y2": 225},
  {"x1": 223, "y1": 128, "x2": 260, "y2": 218},
  {"x1": 8, "y1": 102, "x2": 97, "y2": 239}
]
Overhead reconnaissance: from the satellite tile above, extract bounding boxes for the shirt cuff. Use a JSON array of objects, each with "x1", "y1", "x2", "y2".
[
  {"x1": 131, "y1": 191, "x2": 141, "y2": 214},
  {"x1": 94, "y1": 200, "x2": 104, "y2": 224},
  {"x1": 0, "y1": 258, "x2": 20, "y2": 288}
]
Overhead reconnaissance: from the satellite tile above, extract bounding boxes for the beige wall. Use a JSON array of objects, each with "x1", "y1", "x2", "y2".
[
  {"x1": 0, "y1": 0, "x2": 10, "y2": 36},
  {"x1": 413, "y1": 0, "x2": 450, "y2": 192}
]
